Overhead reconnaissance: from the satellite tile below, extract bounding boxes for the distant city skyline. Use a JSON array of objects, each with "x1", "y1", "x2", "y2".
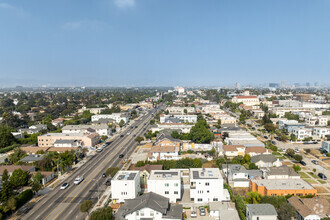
[{"x1": 0, "y1": 0, "x2": 329, "y2": 87}]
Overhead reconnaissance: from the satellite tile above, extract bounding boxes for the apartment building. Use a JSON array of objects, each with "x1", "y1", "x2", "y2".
[
  {"x1": 250, "y1": 179, "x2": 317, "y2": 196},
  {"x1": 147, "y1": 170, "x2": 181, "y2": 203},
  {"x1": 190, "y1": 168, "x2": 224, "y2": 203},
  {"x1": 151, "y1": 123, "x2": 193, "y2": 134},
  {"x1": 278, "y1": 120, "x2": 305, "y2": 132},
  {"x1": 166, "y1": 107, "x2": 195, "y2": 114},
  {"x1": 91, "y1": 113, "x2": 130, "y2": 124},
  {"x1": 220, "y1": 145, "x2": 245, "y2": 158},
  {"x1": 292, "y1": 127, "x2": 312, "y2": 140},
  {"x1": 313, "y1": 127, "x2": 330, "y2": 139},
  {"x1": 159, "y1": 114, "x2": 197, "y2": 123},
  {"x1": 38, "y1": 132, "x2": 99, "y2": 147},
  {"x1": 62, "y1": 124, "x2": 111, "y2": 137},
  {"x1": 111, "y1": 171, "x2": 141, "y2": 203},
  {"x1": 321, "y1": 141, "x2": 330, "y2": 153},
  {"x1": 232, "y1": 95, "x2": 260, "y2": 106}
]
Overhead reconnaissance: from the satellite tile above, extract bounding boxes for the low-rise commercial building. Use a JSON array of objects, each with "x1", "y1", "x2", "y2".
[
  {"x1": 38, "y1": 132, "x2": 99, "y2": 147},
  {"x1": 250, "y1": 179, "x2": 317, "y2": 197}
]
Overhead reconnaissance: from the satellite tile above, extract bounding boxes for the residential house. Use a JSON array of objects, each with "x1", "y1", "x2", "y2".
[
  {"x1": 115, "y1": 192, "x2": 183, "y2": 220},
  {"x1": 91, "y1": 113, "x2": 130, "y2": 124},
  {"x1": 0, "y1": 165, "x2": 36, "y2": 175},
  {"x1": 148, "y1": 170, "x2": 181, "y2": 203},
  {"x1": 221, "y1": 145, "x2": 245, "y2": 158},
  {"x1": 19, "y1": 124, "x2": 47, "y2": 134},
  {"x1": 133, "y1": 164, "x2": 163, "y2": 188},
  {"x1": 250, "y1": 179, "x2": 317, "y2": 196},
  {"x1": 245, "y1": 146, "x2": 272, "y2": 157},
  {"x1": 292, "y1": 127, "x2": 313, "y2": 140},
  {"x1": 111, "y1": 171, "x2": 141, "y2": 203},
  {"x1": 288, "y1": 196, "x2": 330, "y2": 220},
  {"x1": 262, "y1": 165, "x2": 300, "y2": 179},
  {"x1": 148, "y1": 146, "x2": 179, "y2": 162},
  {"x1": 246, "y1": 204, "x2": 278, "y2": 220},
  {"x1": 31, "y1": 171, "x2": 55, "y2": 185},
  {"x1": 313, "y1": 128, "x2": 330, "y2": 139},
  {"x1": 20, "y1": 154, "x2": 44, "y2": 163},
  {"x1": 51, "y1": 118, "x2": 65, "y2": 127},
  {"x1": 250, "y1": 154, "x2": 282, "y2": 168},
  {"x1": 53, "y1": 139, "x2": 81, "y2": 148},
  {"x1": 222, "y1": 164, "x2": 262, "y2": 188}
]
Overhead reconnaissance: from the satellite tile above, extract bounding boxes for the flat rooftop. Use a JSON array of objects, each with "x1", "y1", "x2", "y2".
[
  {"x1": 190, "y1": 168, "x2": 222, "y2": 180},
  {"x1": 113, "y1": 171, "x2": 139, "y2": 181},
  {"x1": 149, "y1": 170, "x2": 181, "y2": 180},
  {"x1": 251, "y1": 179, "x2": 314, "y2": 190}
]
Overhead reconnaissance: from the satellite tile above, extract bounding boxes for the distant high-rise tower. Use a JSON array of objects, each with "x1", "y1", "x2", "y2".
[
  {"x1": 306, "y1": 82, "x2": 310, "y2": 87},
  {"x1": 314, "y1": 82, "x2": 319, "y2": 87},
  {"x1": 235, "y1": 82, "x2": 241, "y2": 89},
  {"x1": 281, "y1": 80, "x2": 286, "y2": 88}
]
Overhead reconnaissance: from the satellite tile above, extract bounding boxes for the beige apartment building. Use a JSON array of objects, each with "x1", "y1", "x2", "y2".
[{"x1": 38, "y1": 133, "x2": 99, "y2": 147}]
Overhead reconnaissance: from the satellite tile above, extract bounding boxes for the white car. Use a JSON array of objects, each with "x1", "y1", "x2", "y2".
[
  {"x1": 74, "y1": 176, "x2": 84, "y2": 185},
  {"x1": 96, "y1": 147, "x2": 103, "y2": 152},
  {"x1": 60, "y1": 183, "x2": 69, "y2": 189}
]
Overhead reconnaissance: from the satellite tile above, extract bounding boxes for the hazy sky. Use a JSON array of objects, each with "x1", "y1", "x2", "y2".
[{"x1": 0, "y1": 0, "x2": 329, "y2": 87}]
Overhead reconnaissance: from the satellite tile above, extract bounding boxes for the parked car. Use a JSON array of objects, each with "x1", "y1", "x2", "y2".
[
  {"x1": 318, "y1": 173, "x2": 327, "y2": 180},
  {"x1": 271, "y1": 141, "x2": 276, "y2": 145},
  {"x1": 311, "y1": 160, "x2": 319, "y2": 165},
  {"x1": 105, "y1": 178, "x2": 112, "y2": 186},
  {"x1": 60, "y1": 183, "x2": 69, "y2": 189},
  {"x1": 300, "y1": 161, "x2": 306, "y2": 166},
  {"x1": 264, "y1": 136, "x2": 268, "y2": 139},
  {"x1": 191, "y1": 211, "x2": 197, "y2": 218},
  {"x1": 120, "y1": 134, "x2": 124, "y2": 138},
  {"x1": 294, "y1": 149, "x2": 299, "y2": 153},
  {"x1": 119, "y1": 154, "x2": 124, "y2": 158},
  {"x1": 96, "y1": 147, "x2": 103, "y2": 152},
  {"x1": 199, "y1": 207, "x2": 206, "y2": 216},
  {"x1": 102, "y1": 173, "x2": 106, "y2": 178}
]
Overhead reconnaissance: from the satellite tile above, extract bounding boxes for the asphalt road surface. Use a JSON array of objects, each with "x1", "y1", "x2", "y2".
[{"x1": 21, "y1": 108, "x2": 159, "y2": 220}]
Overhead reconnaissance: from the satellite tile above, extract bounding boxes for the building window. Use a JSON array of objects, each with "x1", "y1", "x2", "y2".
[
  {"x1": 150, "y1": 211, "x2": 154, "y2": 216},
  {"x1": 205, "y1": 182, "x2": 210, "y2": 186},
  {"x1": 174, "y1": 183, "x2": 178, "y2": 186},
  {"x1": 207, "y1": 190, "x2": 209, "y2": 193},
  {"x1": 136, "y1": 211, "x2": 139, "y2": 216},
  {"x1": 165, "y1": 191, "x2": 169, "y2": 194},
  {"x1": 165, "y1": 183, "x2": 169, "y2": 187},
  {"x1": 213, "y1": 198, "x2": 218, "y2": 201},
  {"x1": 174, "y1": 191, "x2": 178, "y2": 194},
  {"x1": 140, "y1": 211, "x2": 144, "y2": 216},
  {"x1": 198, "y1": 198, "x2": 202, "y2": 201}
]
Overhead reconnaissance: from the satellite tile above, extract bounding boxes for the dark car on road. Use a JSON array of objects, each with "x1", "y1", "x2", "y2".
[
  {"x1": 271, "y1": 141, "x2": 276, "y2": 145},
  {"x1": 102, "y1": 173, "x2": 106, "y2": 178},
  {"x1": 318, "y1": 173, "x2": 327, "y2": 180},
  {"x1": 105, "y1": 178, "x2": 112, "y2": 186},
  {"x1": 264, "y1": 136, "x2": 268, "y2": 139},
  {"x1": 300, "y1": 161, "x2": 306, "y2": 166},
  {"x1": 119, "y1": 154, "x2": 124, "y2": 158},
  {"x1": 311, "y1": 160, "x2": 319, "y2": 165},
  {"x1": 120, "y1": 134, "x2": 124, "y2": 138}
]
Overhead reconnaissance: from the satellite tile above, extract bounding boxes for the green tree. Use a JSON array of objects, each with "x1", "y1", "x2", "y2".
[
  {"x1": 277, "y1": 203, "x2": 297, "y2": 220},
  {"x1": 232, "y1": 156, "x2": 245, "y2": 165},
  {"x1": 239, "y1": 114, "x2": 245, "y2": 123},
  {"x1": 0, "y1": 125, "x2": 16, "y2": 148},
  {"x1": 249, "y1": 163, "x2": 258, "y2": 169},
  {"x1": 293, "y1": 164, "x2": 301, "y2": 172},
  {"x1": 184, "y1": 109, "x2": 187, "y2": 114},
  {"x1": 90, "y1": 207, "x2": 113, "y2": 220},
  {"x1": 118, "y1": 119, "x2": 125, "y2": 128},
  {"x1": 149, "y1": 119, "x2": 155, "y2": 125},
  {"x1": 80, "y1": 200, "x2": 93, "y2": 215},
  {"x1": 9, "y1": 147, "x2": 27, "y2": 164},
  {"x1": 286, "y1": 148, "x2": 295, "y2": 157},
  {"x1": 245, "y1": 191, "x2": 261, "y2": 204},
  {"x1": 244, "y1": 154, "x2": 251, "y2": 163},
  {"x1": 0, "y1": 169, "x2": 13, "y2": 202},
  {"x1": 10, "y1": 168, "x2": 29, "y2": 189},
  {"x1": 105, "y1": 167, "x2": 119, "y2": 178},
  {"x1": 293, "y1": 154, "x2": 303, "y2": 162},
  {"x1": 134, "y1": 136, "x2": 144, "y2": 144},
  {"x1": 264, "y1": 123, "x2": 276, "y2": 133},
  {"x1": 31, "y1": 172, "x2": 43, "y2": 194},
  {"x1": 290, "y1": 134, "x2": 297, "y2": 141},
  {"x1": 3, "y1": 197, "x2": 17, "y2": 215}
]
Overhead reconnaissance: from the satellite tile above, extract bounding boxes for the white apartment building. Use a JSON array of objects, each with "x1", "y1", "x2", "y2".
[
  {"x1": 292, "y1": 127, "x2": 312, "y2": 140},
  {"x1": 147, "y1": 170, "x2": 181, "y2": 203},
  {"x1": 305, "y1": 115, "x2": 328, "y2": 126},
  {"x1": 91, "y1": 113, "x2": 130, "y2": 124},
  {"x1": 190, "y1": 168, "x2": 224, "y2": 203},
  {"x1": 148, "y1": 146, "x2": 180, "y2": 162},
  {"x1": 151, "y1": 124, "x2": 193, "y2": 134},
  {"x1": 62, "y1": 124, "x2": 111, "y2": 137},
  {"x1": 231, "y1": 95, "x2": 260, "y2": 106},
  {"x1": 166, "y1": 107, "x2": 195, "y2": 114},
  {"x1": 313, "y1": 127, "x2": 330, "y2": 138},
  {"x1": 111, "y1": 171, "x2": 141, "y2": 203},
  {"x1": 159, "y1": 114, "x2": 197, "y2": 123},
  {"x1": 322, "y1": 141, "x2": 330, "y2": 153}
]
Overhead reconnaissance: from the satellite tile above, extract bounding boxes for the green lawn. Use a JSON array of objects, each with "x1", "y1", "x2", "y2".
[
  {"x1": 298, "y1": 172, "x2": 310, "y2": 178},
  {"x1": 272, "y1": 152, "x2": 281, "y2": 156},
  {"x1": 318, "y1": 180, "x2": 326, "y2": 184},
  {"x1": 308, "y1": 172, "x2": 318, "y2": 179},
  {"x1": 303, "y1": 178, "x2": 317, "y2": 184}
]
